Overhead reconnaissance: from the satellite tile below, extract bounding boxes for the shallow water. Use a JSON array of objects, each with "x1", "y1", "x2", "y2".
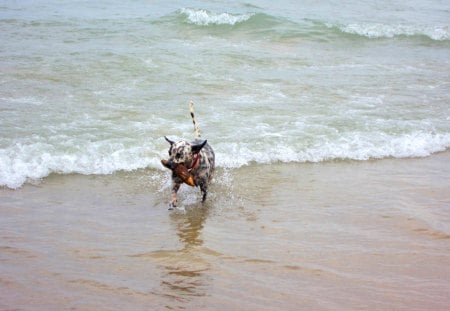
[
  {"x1": 1, "y1": 0, "x2": 449, "y2": 188},
  {"x1": 1, "y1": 153, "x2": 449, "y2": 310}
]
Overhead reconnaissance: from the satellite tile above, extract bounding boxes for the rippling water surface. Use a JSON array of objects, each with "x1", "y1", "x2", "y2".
[
  {"x1": 1, "y1": 0, "x2": 449, "y2": 188},
  {"x1": 1, "y1": 153, "x2": 450, "y2": 310}
]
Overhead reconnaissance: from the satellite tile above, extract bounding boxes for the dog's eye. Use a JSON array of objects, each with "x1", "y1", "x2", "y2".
[{"x1": 176, "y1": 152, "x2": 182, "y2": 159}]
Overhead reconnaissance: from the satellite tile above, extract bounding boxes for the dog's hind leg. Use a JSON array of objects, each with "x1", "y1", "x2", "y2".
[{"x1": 199, "y1": 182, "x2": 208, "y2": 202}]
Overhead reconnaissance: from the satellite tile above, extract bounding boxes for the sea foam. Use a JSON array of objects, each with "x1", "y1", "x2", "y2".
[
  {"x1": 333, "y1": 22, "x2": 449, "y2": 41},
  {"x1": 214, "y1": 132, "x2": 450, "y2": 168},
  {"x1": 0, "y1": 141, "x2": 160, "y2": 189},
  {"x1": 1, "y1": 131, "x2": 449, "y2": 189},
  {"x1": 180, "y1": 8, "x2": 254, "y2": 26}
]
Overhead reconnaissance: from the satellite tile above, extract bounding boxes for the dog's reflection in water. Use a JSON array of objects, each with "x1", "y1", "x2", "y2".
[{"x1": 161, "y1": 205, "x2": 211, "y2": 304}]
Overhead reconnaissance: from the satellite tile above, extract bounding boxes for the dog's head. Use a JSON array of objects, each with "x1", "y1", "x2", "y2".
[{"x1": 164, "y1": 136, "x2": 207, "y2": 168}]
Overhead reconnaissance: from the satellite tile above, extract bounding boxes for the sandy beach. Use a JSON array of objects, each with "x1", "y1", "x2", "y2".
[{"x1": 1, "y1": 151, "x2": 449, "y2": 310}]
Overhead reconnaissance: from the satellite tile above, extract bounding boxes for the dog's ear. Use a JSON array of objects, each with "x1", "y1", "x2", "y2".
[
  {"x1": 191, "y1": 140, "x2": 207, "y2": 154},
  {"x1": 164, "y1": 136, "x2": 175, "y2": 145}
]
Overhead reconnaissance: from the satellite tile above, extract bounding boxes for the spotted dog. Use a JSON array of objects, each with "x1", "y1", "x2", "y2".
[{"x1": 164, "y1": 101, "x2": 215, "y2": 208}]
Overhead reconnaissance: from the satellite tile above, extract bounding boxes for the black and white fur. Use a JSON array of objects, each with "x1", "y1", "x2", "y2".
[{"x1": 164, "y1": 101, "x2": 215, "y2": 208}]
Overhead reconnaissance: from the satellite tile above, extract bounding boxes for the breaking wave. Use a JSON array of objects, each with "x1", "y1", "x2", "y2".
[
  {"x1": 330, "y1": 22, "x2": 449, "y2": 41},
  {"x1": 179, "y1": 8, "x2": 255, "y2": 26},
  {"x1": 165, "y1": 8, "x2": 450, "y2": 41},
  {"x1": 1, "y1": 132, "x2": 449, "y2": 189}
]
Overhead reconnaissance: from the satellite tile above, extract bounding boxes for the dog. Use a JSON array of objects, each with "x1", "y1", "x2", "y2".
[{"x1": 164, "y1": 102, "x2": 215, "y2": 208}]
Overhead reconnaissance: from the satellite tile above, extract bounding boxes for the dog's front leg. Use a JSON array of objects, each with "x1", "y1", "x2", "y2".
[{"x1": 169, "y1": 182, "x2": 181, "y2": 209}]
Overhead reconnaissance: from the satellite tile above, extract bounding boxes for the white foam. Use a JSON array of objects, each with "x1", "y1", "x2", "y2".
[
  {"x1": 335, "y1": 23, "x2": 449, "y2": 40},
  {"x1": 0, "y1": 141, "x2": 165, "y2": 189},
  {"x1": 1, "y1": 96, "x2": 44, "y2": 106},
  {"x1": 180, "y1": 8, "x2": 254, "y2": 26},
  {"x1": 215, "y1": 132, "x2": 450, "y2": 168},
  {"x1": 1, "y1": 131, "x2": 449, "y2": 189}
]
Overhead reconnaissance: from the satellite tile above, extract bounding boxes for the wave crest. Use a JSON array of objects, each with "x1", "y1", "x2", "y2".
[
  {"x1": 2, "y1": 132, "x2": 448, "y2": 189},
  {"x1": 329, "y1": 22, "x2": 449, "y2": 41},
  {"x1": 162, "y1": 9, "x2": 449, "y2": 42},
  {"x1": 216, "y1": 132, "x2": 450, "y2": 168},
  {"x1": 179, "y1": 8, "x2": 254, "y2": 26}
]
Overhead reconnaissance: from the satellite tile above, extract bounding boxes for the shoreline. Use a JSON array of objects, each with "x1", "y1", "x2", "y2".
[
  {"x1": 3, "y1": 148, "x2": 450, "y2": 192},
  {"x1": 1, "y1": 152, "x2": 449, "y2": 310}
]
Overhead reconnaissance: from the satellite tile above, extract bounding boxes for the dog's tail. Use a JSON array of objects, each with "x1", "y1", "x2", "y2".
[{"x1": 189, "y1": 101, "x2": 201, "y2": 138}]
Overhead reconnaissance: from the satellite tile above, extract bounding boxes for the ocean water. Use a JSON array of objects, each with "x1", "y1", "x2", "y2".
[{"x1": 1, "y1": 0, "x2": 449, "y2": 188}]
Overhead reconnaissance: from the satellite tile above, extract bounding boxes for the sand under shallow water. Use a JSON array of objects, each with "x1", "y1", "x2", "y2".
[{"x1": 1, "y1": 152, "x2": 450, "y2": 310}]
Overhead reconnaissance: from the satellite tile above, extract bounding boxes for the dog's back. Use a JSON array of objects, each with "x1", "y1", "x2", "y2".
[
  {"x1": 186, "y1": 102, "x2": 215, "y2": 189},
  {"x1": 191, "y1": 138, "x2": 215, "y2": 183}
]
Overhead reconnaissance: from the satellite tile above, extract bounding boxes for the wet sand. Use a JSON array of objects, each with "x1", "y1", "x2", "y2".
[{"x1": 1, "y1": 152, "x2": 450, "y2": 310}]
